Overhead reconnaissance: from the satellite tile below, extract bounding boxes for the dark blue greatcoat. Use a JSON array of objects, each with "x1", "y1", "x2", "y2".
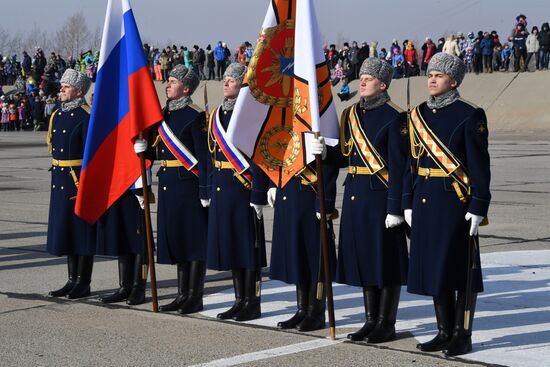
[
  {"x1": 404, "y1": 98, "x2": 491, "y2": 297},
  {"x1": 327, "y1": 101, "x2": 409, "y2": 288},
  {"x1": 269, "y1": 164, "x2": 338, "y2": 286},
  {"x1": 95, "y1": 190, "x2": 145, "y2": 256},
  {"x1": 206, "y1": 107, "x2": 268, "y2": 271},
  {"x1": 156, "y1": 105, "x2": 209, "y2": 264},
  {"x1": 46, "y1": 106, "x2": 96, "y2": 256}
]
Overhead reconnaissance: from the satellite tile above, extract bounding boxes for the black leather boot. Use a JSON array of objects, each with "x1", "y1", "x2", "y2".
[
  {"x1": 49, "y1": 255, "x2": 78, "y2": 297},
  {"x1": 444, "y1": 291, "x2": 477, "y2": 356},
  {"x1": 160, "y1": 262, "x2": 190, "y2": 312},
  {"x1": 277, "y1": 284, "x2": 308, "y2": 329},
  {"x1": 127, "y1": 254, "x2": 147, "y2": 305},
  {"x1": 417, "y1": 291, "x2": 455, "y2": 352},
  {"x1": 366, "y1": 285, "x2": 401, "y2": 343},
  {"x1": 296, "y1": 282, "x2": 326, "y2": 332},
  {"x1": 217, "y1": 269, "x2": 245, "y2": 319},
  {"x1": 66, "y1": 256, "x2": 94, "y2": 299},
  {"x1": 99, "y1": 255, "x2": 134, "y2": 303},
  {"x1": 233, "y1": 269, "x2": 261, "y2": 321},
  {"x1": 348, "y1": 286, "x2": 380, "y2": 341},
  {"x1": 178, "y1": 261, "x2": 206, "y2": 314}
]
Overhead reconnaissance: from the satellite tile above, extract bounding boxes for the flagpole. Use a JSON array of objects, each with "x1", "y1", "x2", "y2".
[
  {"x1": 314, "y1": 132, "x2": 336, "y2": 340},
  {"x1": 138, "y1": 134, "x2": 158, "y2": 312}
]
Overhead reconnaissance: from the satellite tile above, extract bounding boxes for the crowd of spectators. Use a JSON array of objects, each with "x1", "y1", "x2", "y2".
[{"x1": 1, "y1": 13, "x2": 548, "y2": 131}]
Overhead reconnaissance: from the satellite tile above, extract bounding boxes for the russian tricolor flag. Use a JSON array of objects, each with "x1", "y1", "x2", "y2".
[{"x1": 75, "y1": 0, "x2": 163, "y2": 224}]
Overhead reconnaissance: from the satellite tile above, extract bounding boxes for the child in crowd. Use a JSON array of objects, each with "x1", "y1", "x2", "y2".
[
  {"x1": 501, "y1": 44, "x2": 513, "y2": 71},
  {"x1": 337, "y1": 78, "x2": 351, "y2": 101}
]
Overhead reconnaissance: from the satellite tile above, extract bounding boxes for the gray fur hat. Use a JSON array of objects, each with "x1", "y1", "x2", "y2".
[
  {"x1": 223, "y1": 63, "x2": 247, "y2": 84},
  {"x1": 359, "y1": 57, "x2": 393, "y2": 88},
  {"x1": 60, "y1": 69, "x2": 91, "y2": 95},
  {"x1": 169, "y1": 64, "x2": 200, "y2": 94},
  {"x1": 427, "y1": 52, "x2": 467, "y2": 86}
]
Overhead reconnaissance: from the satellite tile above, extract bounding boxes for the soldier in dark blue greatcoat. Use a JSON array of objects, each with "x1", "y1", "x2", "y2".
[
  {"x1": 46, "y1": 69, "x2": 95, "y2": 300},
  {"x1": 207, "y1": 63, "x2": 268, "y2": 322},
  {"x1": 134, "y1": 65, "x2": 209, "y2": 314},
  {"x1": 325, "y1": 58, "x2": 409, "y2": 343},
  {"x1": 404, "y1": 52, "x2": 491, "y2": 356},
  {"x1": 268, "y1": 142, "x2": 338, "y2": 332}
]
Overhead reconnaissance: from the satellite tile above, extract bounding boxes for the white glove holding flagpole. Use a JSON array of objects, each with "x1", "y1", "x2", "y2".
[
  {"x1": 250, "y1": 203, "x2": 263, "y2": 219},
  {"x1": 134, "y1": 138, "x2": 148, "y2": 154},
  {"x1": 385, "y1": 214, "x2": 404, "y2": 228},
  {"x1": 267, "y1": 188, "x2": 277, "y2": 208},
  {"x1": 200, "y1": 199, "x2": 210, "y2": 208},
  {"x1": 135, "y1": 195, "x2": 144, "y2": 209},
  {"x1": 465, "y1": 212, "x2": 484, "y2": 236},
  {"x1": 307, "y1": 136, "x2": 326, "y2": 159},
  {"x1": 404, "y1": 209, "x2": 412, "y2": 227}
]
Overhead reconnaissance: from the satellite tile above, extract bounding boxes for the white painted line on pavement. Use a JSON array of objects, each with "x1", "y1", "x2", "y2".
[{"x1": 189, "y1": 336, "x2": 345, "y2": 367}]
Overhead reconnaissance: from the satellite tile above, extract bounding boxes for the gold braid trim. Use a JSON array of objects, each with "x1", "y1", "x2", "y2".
[
  {"x1": 46, "y1": 109, "x2": 58, "y2": 155},
  {"x1": 340, "y1": 105, "x2": 354, "y2": 157}
]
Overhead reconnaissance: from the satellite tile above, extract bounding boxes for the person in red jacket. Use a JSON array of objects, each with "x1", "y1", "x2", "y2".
[{"x1": 404, "y1": 41, "x2": 419, "y2": 77}]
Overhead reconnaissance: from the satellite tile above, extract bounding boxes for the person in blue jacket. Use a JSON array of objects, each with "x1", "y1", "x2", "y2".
[
  {"x1": 134, "y1": 65, "x2": 209, "y2": 314},
  {"x1": 268, "y1": 139, "x2": 338, "y2": 332},
  {"x1": 325, "y1": 57, "x2": 409, "y2": 343},
  {"x1": 404, "y1": 52, "x2": 491, "y2": 356},
  {"x1": 46, "y1": 69, "x2": 96, "y2": 299},
  {"x1": 207, "y1": 63, "x2": 269, "y2": 322}
]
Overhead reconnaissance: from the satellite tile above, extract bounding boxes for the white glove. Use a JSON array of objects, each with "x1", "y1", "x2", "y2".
[
  {"x1": 465, "y1": 212, "x2": 484, "y2": 236},
  {"x1": 267, "y1": 187, "x2": 277, "y2": 208},
  {"x1": 250, "y1": 203, "x2": 263, "y2": 219},
  {"x1": 404, "y1": 209, "x2": 412, "y2": 227},
  {"x1": 385, "y1": 214, "x2": 405, "y2": 228},
  {"x1": 307, "y1": 136, "x2": 326, "y2": 159},
  {"x1": 200, "y1": 199, "x2": 210, "y2": 208},
  {"x1": 135, "y1": 194, "x2": 144, "y2": 209},
  {"x1": 134, "y1": 138, "x2": 148, "y2": 154}
]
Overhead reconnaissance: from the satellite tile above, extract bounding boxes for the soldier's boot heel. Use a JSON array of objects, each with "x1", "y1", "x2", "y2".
[
  {"x1": 417, "y1": 292, "x2": 455, "y2": 352},
  {"x1": 66, "y1": 256, "x2": 94, "y2": 299},
  {"x1": 127, "y1": 254, "x2": 147, "y2": 305},
  {"x1": 233, "y1": 270, "x2": 261, "y2": 321},
  {"x1": 217, "y1": 269, "x2": 245, "y2": 320},
  {"x1": 348, "y1": 287, "x2": 380, "y2": 341},
  {"x1": 367, "y1": 285, "x2": 401, "y2": 344},
  {"x1": 296, "y1": 282, "x2": 326, "y2": 332},
  {"x1": 444, "y1": 292, "x2": 476, "y2": 356},
  {"x1": 100, "y1": 255, "x2": 134, "y2": 304},
  {"x1": 178, "y1": 261, "x2": 206, "y2": 315},
  {"x1": 48, "y1": 255, "x2": 78, "y2": 297},
  {"x1": 278, "y1": 284, "x2": 307, "y2": 329},
  {"x1": 160, "y1": 262, "x2": 189, "y2": 312}
]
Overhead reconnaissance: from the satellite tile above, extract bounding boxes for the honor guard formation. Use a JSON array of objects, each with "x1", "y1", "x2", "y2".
[{"x1": 45, "y1": 48, "x2": 491, "y2": 357}]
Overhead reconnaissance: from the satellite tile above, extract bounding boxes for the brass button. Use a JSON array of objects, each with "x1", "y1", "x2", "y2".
[
  {"x1": 52, "y1": 148, "x2": 56, "y2": 151},
  {"x1": 53, "y1": 129, "x2": 56, "y2": 132},
  {"x1": 223, "y1": 111, "x2": 227, "y2": 115},
  {"x1": 216, "y1": 187, "x2": 221, "y2": 192},
  {"x1": 70, "y1": 113, "x2": 74, "y2": 116},
  {"x1": 58, "y1": 112, "x2": 62, "y2": 116},
  {"x1": 61, "y1": 186, "x2": 64, "y2": 190},
  {"x1": 163, "y1": 186, "x2": 167, "y2": 191},
  {"x1": 63, "y1": 129, "x2": 67, "y2": 134},
  {"x1": 217, "y1": 149, "x2": 221, "y2": 153},
  {"x1": 60, "y1": 148, "x2": 64, "y2": 152},
  {"x1": 353, "y1": 152, "x2": 357, "y2": 156},
  {"x1": 161, "y1": 149, "x2": 165, "y2": 153},
  {"x1": 52, "y1": 185, "x2": 55, "y2": 188},
  {"x1": 162, "y1": 168, "x2": 166, "y2": 171},
  {"x1": 283, "y1": 196, "x2": 287, "y2": 200},
  {"x1": 421, "y1": 198, "x2": 427, "y2": 204},
  {"x1": 351, "y1": 196, "x2": 355, "y2": 201},
  {"x1": 432, "y1": 109, "x2": 437, "y2": 113},
  {"x1": 52, "y1": 167, "x2": 56, "y2": 170},
  {"x1": 60, "y1": 167, "x2": 64, "y2": 171}
]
